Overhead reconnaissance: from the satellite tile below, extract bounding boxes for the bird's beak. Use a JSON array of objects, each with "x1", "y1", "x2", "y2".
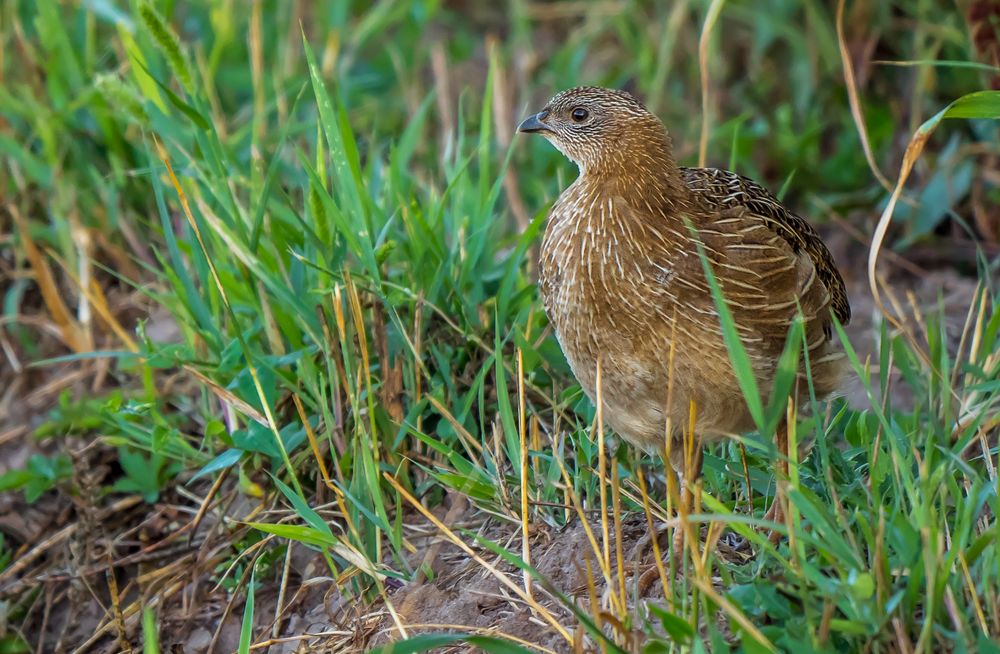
[{"x1": 517, "y1": 112, "x2": 551, "y2": 135}]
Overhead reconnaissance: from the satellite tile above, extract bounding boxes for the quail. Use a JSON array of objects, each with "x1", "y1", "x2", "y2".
[{"x1": 518, "y1": 87, "x2": 850, "y2": 550}]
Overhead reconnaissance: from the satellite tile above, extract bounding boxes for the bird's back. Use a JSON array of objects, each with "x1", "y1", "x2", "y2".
[
  {"x1": 681, "y1": 166, "x2": 850, "y2": 327},
  {"x1": 539, "y1": 166, "x2": 850, "y2": 447}
]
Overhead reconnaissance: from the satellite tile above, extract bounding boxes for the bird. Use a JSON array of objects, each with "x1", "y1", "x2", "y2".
[{"x1": 518, "y1": 86, "x2": 850, "y2": 554}]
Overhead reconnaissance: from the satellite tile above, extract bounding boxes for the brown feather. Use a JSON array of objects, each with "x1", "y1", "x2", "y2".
[{"x1": 525, "y1": 86, "x2": 851, "y2": 457}]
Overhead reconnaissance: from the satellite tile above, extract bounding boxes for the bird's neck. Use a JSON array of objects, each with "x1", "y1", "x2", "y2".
[{"x1": 579, "y1": 132, "x2": 688, "y2": 208}]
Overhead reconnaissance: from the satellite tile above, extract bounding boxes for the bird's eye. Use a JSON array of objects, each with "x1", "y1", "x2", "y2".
[{"x1": 571, "y1": 107, "x2": 589, "y2": 122}]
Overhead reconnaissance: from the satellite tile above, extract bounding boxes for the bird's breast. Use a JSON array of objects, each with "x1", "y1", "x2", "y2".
[{"x1": 538, "y1": 192, "x2": 685, "y2": 385}]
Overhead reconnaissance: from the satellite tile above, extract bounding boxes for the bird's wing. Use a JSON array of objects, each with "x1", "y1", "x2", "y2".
[{"x1": 680, "y1": 167, "x2": 851, "y2": 327}]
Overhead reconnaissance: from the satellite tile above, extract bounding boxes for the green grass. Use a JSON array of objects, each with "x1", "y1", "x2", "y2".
[{"x1": 2, "y1": 1, "x2": 999, "y2": 652}]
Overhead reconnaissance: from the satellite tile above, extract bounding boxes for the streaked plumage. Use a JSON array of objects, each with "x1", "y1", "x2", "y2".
[{"x1": 519, "y1": 87, "x2": 850, "y2": 469}]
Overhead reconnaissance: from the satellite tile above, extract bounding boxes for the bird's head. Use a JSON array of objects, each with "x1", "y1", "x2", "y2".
[{"x1": 517, "y1": 86, "x2": 671, "y2": 175}]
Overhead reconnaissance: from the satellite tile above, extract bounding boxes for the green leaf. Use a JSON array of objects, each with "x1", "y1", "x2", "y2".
[
  {"x1": 118, "y1": 24, "x2": 167, "y2": 113},
  {"x1": 249, "y1": 83, "x2": 307, "y2": 252},
  {"x1": 115, "y1": 447, "x2": 164, "y2": 502},
  {"x1": 493, "y1": 318, "x2": 520, "y2": 468},
  {"x1": 271, "y1": 475, "x2": 333, "y2": 539},
  {"x1": 237, "y1": 568, "x2": 255, "y2": 654},
  {"x1": 142, "y1": 606, "x2": 160, "y2": 654},
  {"x1": 978, "y1": 634, "x2": 1000, "y2": 654},
  {"x1": 134, "y1": 59, "x2": 209, "y2": 129},
  {"x1": 0, "y1": 469, "x2": 34, "y2": 493},
  {"x1": 939, "y1": 91, "x2": 1000, "y2": 120},
  {"x1": 301, "y1": 32, "x2": 376, "y2": 279},
  {"x1": 0, "y1": 134, "x2": 52, "y2": 186},
  {"x1": 847, "y1": 570, "x2": 874, "y2": 600},
  {"x1": 642, "y1": 641, "x2": 672, "y2": 654},
  {"x1": 244, "y1": 522, "x2": 335, "y2": 548},
  {"x1": 829, "y1": 619, "x2": 869, "y2": 635},
  {"x1": 874, "y1": 59, "x2": 1000, "y2": 72},
  {"x1": 647, "y1": 604, "x2": 694, "y2": 644},
  {"x1": 0, "y1": 454, "x2": 73, "y2": 503},
  {"x1": 0, "y1": 636, "x2": 31, "y2": 654},
  {"x1": 192, "y1": 448, "x2": 243, "y2": 480},
  {"x1": 742, "y1": 630, "x2": 773, "y2": 654},
  {"x1": 763, "y1": 316, "x2": 804, "y2": 435}
]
